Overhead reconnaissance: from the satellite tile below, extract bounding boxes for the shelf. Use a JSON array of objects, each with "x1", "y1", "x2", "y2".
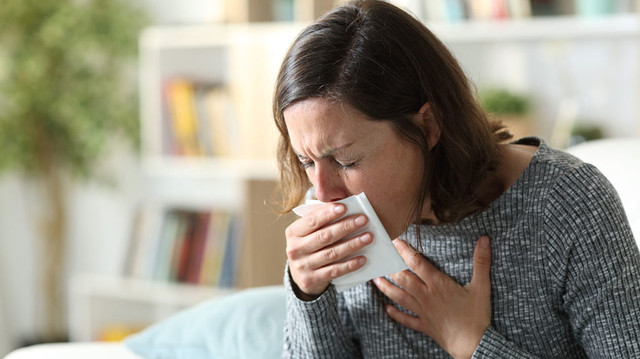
[
  {"x1": 139, "y1": 23, "x2": 305, "y2": 49},
  {"x1": 70, "y1": 273, "x2": 234, "y2": 306},
  {"x1": 141, "y1": 14, "x2": 640, "y2": 47},
  {"x1": 68, "y1": 273, "x2": 235, "y2": 342},
  {"x1": 429, "y1": 14, "x2": 640, "y2": 43},
  {"x1": 142, "y1": 157, "x2": 278, "y2": 180}
]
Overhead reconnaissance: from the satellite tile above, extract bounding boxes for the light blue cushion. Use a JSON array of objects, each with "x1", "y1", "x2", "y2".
[{"x1": 124, "y1": 285, "x2": 285, "y2": 359}]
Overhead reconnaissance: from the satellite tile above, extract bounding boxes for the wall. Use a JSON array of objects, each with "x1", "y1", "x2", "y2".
[
  {"x1": 448, "y1": 35, "x2": 639, "y2": 141},
  {"x1": 0, "y1": 140, "x2": 141, "y2": 354}
]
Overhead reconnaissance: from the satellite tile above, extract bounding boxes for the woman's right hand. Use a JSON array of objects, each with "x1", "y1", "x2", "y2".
[{"x1": 286, "y1": 203, "x2": 373, "y2": 300}]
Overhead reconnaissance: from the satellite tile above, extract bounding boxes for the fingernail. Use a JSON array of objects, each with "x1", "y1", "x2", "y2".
[
  {"x1": 359, "y1": 233, "x2": 372, "y2": 244},
  {"x1": 358, "y1": 257, "x2": 366, "y2": 266},
  {"x1": 334, "y1": 204, "x2": 345, "y2": 214},
  {"x1": 480, "y1": 236, "x2": 490, "y2": 248},
  {"x1": 355, "y1": 215, "x2": 367, "y2": 226}
]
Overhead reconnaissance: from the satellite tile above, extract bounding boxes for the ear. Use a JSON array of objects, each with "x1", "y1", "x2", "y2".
[{"x1": 417, "y1": 102, "x2": 440, "y2": 150}]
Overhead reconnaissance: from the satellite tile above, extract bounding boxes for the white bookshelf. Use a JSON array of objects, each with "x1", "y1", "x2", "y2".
[
  {"x1": 68, "y1": 273, "x2": 235, "y2": 342},
  {"x1": 429, "y1": 13, "x2": 640, "y2": 42}
]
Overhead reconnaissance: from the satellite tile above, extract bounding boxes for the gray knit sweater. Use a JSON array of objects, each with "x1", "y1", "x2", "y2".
[{"x1": 283, "y1": 138, "x2": 640, "y2": 358}]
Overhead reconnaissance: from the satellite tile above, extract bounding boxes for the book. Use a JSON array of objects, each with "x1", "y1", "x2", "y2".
[
  {"x1": 199, "y1": 212, "x2": 231, "y2": 286},
  {"x1": 193, "y1": 85, "x2": 215, "y2": 156},
  {"x1": 203, "y1": 86, "x2": 240, "y2": 157},
  {"x1": 153, "y1": 210, "x2": 187, "y2": 282},
  {"x1": 218, "y1": 215, "x2": 244, "y2": 288},
  {"x1": 126, "y1": 206, "x2": 244, "y2": 287},
  {"x1": 173, "y1": 211, "x2": 199, "y2": 282},
  {"x1": 165, "y1": 79, "x2": 202, "y2": 157},
  {"x1": 185, "y1": 212, "x2": 212, "y2": 284},
  {"x1": 507, "y1": 0, "x2": 532, "y2": 18},
  {"x1": 125, "y1": 204, "x2": 164, "y2": 279},
  {"x1": 425, "y1": 0, "x2": 467, "y2": 22}
]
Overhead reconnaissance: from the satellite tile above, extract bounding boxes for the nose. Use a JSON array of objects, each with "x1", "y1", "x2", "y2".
[{"x1": 312, "y1": 163, "x2": 348, "y2": 203}]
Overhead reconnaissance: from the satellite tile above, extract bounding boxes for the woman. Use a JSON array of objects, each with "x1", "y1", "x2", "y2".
[{"x1": 273, "y1": 1, "x2": 640, "y2": 358}]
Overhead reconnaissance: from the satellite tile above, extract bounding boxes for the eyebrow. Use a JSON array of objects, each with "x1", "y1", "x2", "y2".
[{"x1": 295, "y1": 142, "x2": 354, "y2": 160}]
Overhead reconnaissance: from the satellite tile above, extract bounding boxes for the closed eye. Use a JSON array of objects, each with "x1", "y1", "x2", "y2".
[
  {"x1": 300, "y1": 160, "x2": 314, "y2": 170},
  {"x1": 336, "y1": 159, "x2": 358, "y2": 170}
]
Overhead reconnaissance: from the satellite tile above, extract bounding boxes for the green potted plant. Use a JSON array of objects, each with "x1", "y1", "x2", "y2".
[
  {"x1": 0, "y1": 0, "x2": 146, "y2": 341},
  {"x1": 480, "y1": 88, "x2": 534, "y2": 140}
]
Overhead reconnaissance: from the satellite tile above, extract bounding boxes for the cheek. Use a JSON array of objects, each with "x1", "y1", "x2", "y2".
[
  {"x1": 369, "y1": 149, "x2": 423, "y2": 238},
  {"x1": 361, "y1": 171, "x2": 420, "y2": 239}
]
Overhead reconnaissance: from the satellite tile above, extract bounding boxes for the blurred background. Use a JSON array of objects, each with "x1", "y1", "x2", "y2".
[{"x1": 1, "y1": 0, "x2": 639, "y2": 356}]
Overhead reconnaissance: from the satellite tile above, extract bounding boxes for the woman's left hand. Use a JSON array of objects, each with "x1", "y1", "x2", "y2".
[{"x1": 373, "y1": 236, "x2": 492, "y2": 359}]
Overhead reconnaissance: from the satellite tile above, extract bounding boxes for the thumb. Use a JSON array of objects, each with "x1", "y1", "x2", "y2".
[{"x1": 470, "y1": 235, "x2": 492, "y2": 292}]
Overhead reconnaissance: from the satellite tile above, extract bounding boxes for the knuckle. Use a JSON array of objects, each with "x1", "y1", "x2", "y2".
[
  {"x1": 409, "y1": 252, "x2": 424, "y2": 268},
  {"x1": 285, "y1": 245, "x2": 298, "y2": 260},
  {"x1": 325, "y1": 206, "x2": 336, "y2": 221},
  {"x1": 395, "y1": 292, "x2": 409, "y2": 307},
  {"x1": 284, "y1": 225, "x2": 296, "y2": 239},
  {"x1": 316, "y1": 228, "x2": 331, "y2": 245},
  {"x1": 324, "y1": 246, "x2": 338, "y2": 262},
  {"x1": 393, "y1": 272, "x2": 407, "y2": 287},
  {"x1": 291, "y1": 261, "x2": 305, "y2": 273},
  {"x1": 298, "y1": 276, "x2": 312, "y2": 290},
  {"x1": 349, "y1": 237, "x2": 361, "y2": 252},
  {"x1": 305, "y1": 215, "x2": 317, "y2": 228},
  {"x1": 329, "y1": 265, "x2": 340, "y2": 279},
  {"x1": 476, "y1": 255, "x2": 492, "y2": 268},
  {"x1": 342, "y1": 218, "x2": 354, "y2": 233}
]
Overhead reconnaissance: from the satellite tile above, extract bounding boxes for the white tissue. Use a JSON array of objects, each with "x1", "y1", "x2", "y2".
[{"x1": 292, "y1": 192, "x2": 408, "y2": 292}]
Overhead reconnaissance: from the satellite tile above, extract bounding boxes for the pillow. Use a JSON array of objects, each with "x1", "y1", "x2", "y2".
[{"x1": 124, "y1": 285, "x2": 285, "y2": 359}]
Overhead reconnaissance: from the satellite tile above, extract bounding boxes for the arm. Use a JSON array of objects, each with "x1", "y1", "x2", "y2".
[
  {"x1": 282, "y1": 203, "x2": 370, "y2": 358},
  {"x1": 283, "y1": 267, "x2": 362, "y2": 358},
  {"x1": 545, "y1": 165, "x2": 640, "y2": 356}
]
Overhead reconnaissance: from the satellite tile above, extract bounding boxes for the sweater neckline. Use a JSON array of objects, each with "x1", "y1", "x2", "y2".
[{"x1": 416, "y1": 137, "x2": 545, "y2": 235}]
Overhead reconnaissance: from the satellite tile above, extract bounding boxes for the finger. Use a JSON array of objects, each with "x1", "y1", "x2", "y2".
[
  {"x1": 306, "y1": 232, "x2": 373, "y2": 269},
  {"x1": 316, "y1": 255, "x2": 367, "y2": 281},
  {"x1": 373, "y1": 276, "x2": 419, "y2": 311},
  {"x1": 384, "y1": 304, "x2": 423, "y2": 333},
  {"x1": 389, "y1": 270, "x2": 427, "y2": 296},
  {"x1": 469, "y1": 236, "x2": 492, "y2": 292},
  {"x1": 393, "y1": 239, "x2": 439, "y2": 281},
  {"x1": 287, "y1": 203, "x2": 346, "y2": 237},
  {"x1": 303, "y1": 214, "x2": 368, "y2": 253}
]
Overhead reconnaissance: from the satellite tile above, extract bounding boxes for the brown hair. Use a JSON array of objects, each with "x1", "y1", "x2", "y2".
[{"x1": 273, "y1": 0, "x2": 511, "y2": 226}]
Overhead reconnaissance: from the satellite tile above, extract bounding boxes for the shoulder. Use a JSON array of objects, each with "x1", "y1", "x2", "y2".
[
  {"x1": 515, "y1": 138, "x2": 625, "y2": 239},
  {"x1": 523, "y1": 137, "x2": 615, "y2": 199}
]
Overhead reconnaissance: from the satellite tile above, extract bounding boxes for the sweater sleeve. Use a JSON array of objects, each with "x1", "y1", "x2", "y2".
[
  {"x1": 282, "y1": 264, "x2": 362, "y2": 358},
  {"x1": 545, "y1": 164, "x2": 640, "y2": 357},
  {"x1": 473, "y1": 327, "x2": 541, "y2": 358}
]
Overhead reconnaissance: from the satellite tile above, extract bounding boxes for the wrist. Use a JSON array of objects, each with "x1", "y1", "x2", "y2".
[
  {"x1": 450, "y1": 326, "x2": 487, "y2": 359},
  {"x1": 288, "y1": 268, "x2": 324, "y2": 301}
]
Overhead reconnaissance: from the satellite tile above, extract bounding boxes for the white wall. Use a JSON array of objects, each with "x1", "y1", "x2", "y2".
[
  {"x1": 448, "y1": 36, "x2": 640, "y2": 140},
  {"x1": 0, "y1": 141, "x2": 140, "y2": 355}
]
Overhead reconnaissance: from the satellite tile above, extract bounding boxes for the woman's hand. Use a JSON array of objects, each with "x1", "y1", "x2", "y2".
[
  {"x1": 373, "y1": 236, "x2": 492, "y2": 359},
  {"x1": 286, "y1": 203, "x2": 373, "y2": 300}
]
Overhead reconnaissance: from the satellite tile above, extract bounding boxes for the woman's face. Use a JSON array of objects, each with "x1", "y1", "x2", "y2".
[{"x1": 283, "y1": 97, "x2": 425, "y2": 239}]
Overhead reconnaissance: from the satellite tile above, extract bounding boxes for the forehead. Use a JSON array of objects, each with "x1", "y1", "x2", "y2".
[
  {"x1": 283, "y1": 98, "x2": 383, "y2": 150},
  {"x1": 283, "y1": 98, "x2": 366, "y2": 132}
]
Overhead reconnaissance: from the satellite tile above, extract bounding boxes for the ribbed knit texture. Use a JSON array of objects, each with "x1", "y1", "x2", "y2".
[{"x1": 283, "y1": 138, "x2": 640, "y2": 358}]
